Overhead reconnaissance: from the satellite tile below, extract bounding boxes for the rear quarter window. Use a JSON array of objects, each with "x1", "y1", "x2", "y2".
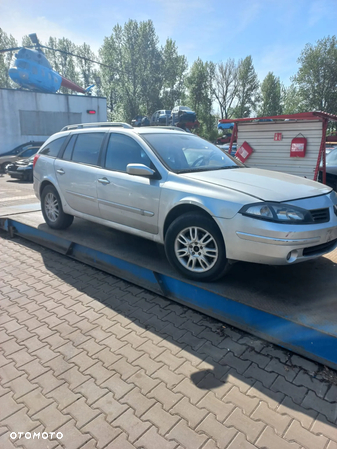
[{"x1": 40, "y1": 137, "x2": 67, "y2": 158}]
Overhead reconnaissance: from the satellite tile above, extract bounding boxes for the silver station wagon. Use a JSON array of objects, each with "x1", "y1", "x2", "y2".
[{"x1": 33, "y1": 124, "x2": 337, "y2": 282}]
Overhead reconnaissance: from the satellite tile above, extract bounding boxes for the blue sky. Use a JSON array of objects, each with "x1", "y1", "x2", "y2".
[{"x1": 1, "y1": 0, "x2": 337, "y2": 85}]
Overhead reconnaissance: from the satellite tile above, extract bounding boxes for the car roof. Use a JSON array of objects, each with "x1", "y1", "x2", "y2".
[
  {"x1": 327, "y1": 148, "x2": 337, "y2": 158},
  {"x1": 133, "y1": 127, "x2": 187, "y2": 135},
  {"x1": 18, "y1": 146, "x2": 41, "y2": 153},
  {"x1": 42, "y1": 125, "x2": 189, "y2": 146},
  {"x1": 12, "y1": 141, "x2": 44, "y2": 150},
  {"x1": 62, "y1": 124, "x2": 188, "y2": 134},
  {"x1": 61, "y1": 122, "x2": 133, "y2": 131}
]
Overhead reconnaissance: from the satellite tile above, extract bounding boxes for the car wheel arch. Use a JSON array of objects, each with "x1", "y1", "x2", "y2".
[
  {"x1": 163, "y1": 203, "x2": 221, "y2": 240},
  {"x1": 40, "y1": 180, "x2": 59, "y2": 198}
]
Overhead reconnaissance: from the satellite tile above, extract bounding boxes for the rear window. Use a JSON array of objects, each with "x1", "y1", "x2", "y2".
[
  {"x1": 71, "y1": 133, "x2": 105, "y2": 166},
  {"x1": 40, "y1": 137, "x2": 66, "y2": 157}
]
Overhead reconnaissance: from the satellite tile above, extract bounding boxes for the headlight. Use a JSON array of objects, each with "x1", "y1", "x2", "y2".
[{"x1": 240, "y1": 202, "x2": 313, "y2": 223}]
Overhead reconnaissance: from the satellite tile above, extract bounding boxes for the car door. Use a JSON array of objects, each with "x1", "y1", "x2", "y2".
[
  {"x1": 151, "y1": 111, "x2": 158, "y2": 125},
  {"x1": 96, "y1": 132, "x2": 161, "y2": 234},
  {"x1": 55, "y1": 132, "x2": 106, "y2": 216}
]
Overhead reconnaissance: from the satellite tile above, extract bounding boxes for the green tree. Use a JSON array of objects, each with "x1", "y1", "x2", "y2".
[
  {"x1": 99, "y1": 19, "x2": 164, "y2": 121},
  {"x1": 282, "y1": 83, "x2": 306, "y2": 114},
  {"x1": 185, "y1": 58, "x2": 216, "y2": 139},
  {"x1": 161, "y1": 38, "x2": 188, "y2": 110},
  {"x1": 76, "y1": 42, "x2": 100, "y2": 93},
  {"x1": 0, "y1": 29, "x2": 18, "y2": 88},
  {"x1": 293, "y1": 35, "x2": 337, "y2": 113},
  {"x1": 258, "y1": 72, "x2": 282, "y2": 116},
  {"x1": 213, "y1": 58, "x2": 239, "y2": 119},
  {"x1": 44, "y1": 37, "x2": 80, "y2": 94},
  {"x1": 21, "y1": 35, "x2": 32, "y2": 47},
  {"x1": 233, "y1": 56, "x2": 259, "y2": 118}
]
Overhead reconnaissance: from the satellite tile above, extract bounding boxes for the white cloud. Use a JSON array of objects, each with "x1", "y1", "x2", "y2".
[
  {"x1": 257, "y1": 43, "x2": 303, "y2": 85},
  {"x1": 0, "y1": 2, "x2": 103, "y2": 53}
]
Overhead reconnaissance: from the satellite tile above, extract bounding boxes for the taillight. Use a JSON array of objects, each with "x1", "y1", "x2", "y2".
[{"x1": 33, "y1": 154, "x2": 40, "y2": 168}]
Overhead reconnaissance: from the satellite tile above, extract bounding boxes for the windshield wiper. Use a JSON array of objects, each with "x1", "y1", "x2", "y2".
[
  {"x1": 176, "y1": 167, "x2": 213, "y2": 174},
  {"x1": 210, "y1": 166, "x2": 241, "y2": 171}
]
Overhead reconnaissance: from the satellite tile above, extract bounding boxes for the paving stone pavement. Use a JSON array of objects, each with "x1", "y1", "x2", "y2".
[{"x1": 0, "y1": 231, "x2": 336, "y2": 449}]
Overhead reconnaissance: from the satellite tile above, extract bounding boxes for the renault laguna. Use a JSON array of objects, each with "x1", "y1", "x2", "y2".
[{"x1": 33, "y1": 125, "x2": 337, "y2": 282}]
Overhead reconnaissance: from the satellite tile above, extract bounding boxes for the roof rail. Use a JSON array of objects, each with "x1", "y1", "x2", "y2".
[
  {"x1": 146, "y1": 126, "x2": 187, "y2": 132},
  {"x1": 60, "y1": 122, "x2": 133, "y2": 131}
]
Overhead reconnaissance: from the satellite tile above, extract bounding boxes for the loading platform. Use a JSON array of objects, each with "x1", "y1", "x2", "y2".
[{"x1": 1, "y1": 205, "x2": 337, "y2": 370}]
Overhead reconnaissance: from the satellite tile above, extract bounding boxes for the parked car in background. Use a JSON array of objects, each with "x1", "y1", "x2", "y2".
[
  {"x1": 1, "y1": 145, "x2": 42, "y2": 173},
  {"x1": 216, "y1": 133, "x2": 233, "y2": 145},
  {"x1": 326, "y1": 144, "x2": 337, "y2": 155},
  {"x1": 0, "y1": 141, "x2": 44, "y2": 172},
  {"x1": 218, "y1": 122, "x2": 234, "y2": 131},
  {"x1": 33, "y1": 123, "x2": 337, "y2": 282},
  {"x1": 319, "y1": 148, "x2": 337, "y2": 191},
  {"x1": 150, "y1": 110, "x2": 171, "y2": 126},
  {"x1": 141, "y1": 116, "x2": 150, "y2": 126},
  {"x1": 170, "y1": 106, "x2": 197, "y2": 126},
  {"x1": 6, "y1": 152, "x2": 38, "y2": 182},
  {"x1": 131, "y1": 115, "x2": 146, "y2": 127},
  {"x1": 217, "y1": 143, "x2": 237, "y2": 157}
]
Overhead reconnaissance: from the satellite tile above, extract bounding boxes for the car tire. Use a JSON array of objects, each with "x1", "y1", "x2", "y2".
[
  {"x1": 24, "y1": 171, "x2": 33, "y2": 183},
  {"x1": 41, "y1": 185, "x2": 74, "y2": 230},
  {"x1": 165, "y1": 212, "x2": 230, "y2": 282}
]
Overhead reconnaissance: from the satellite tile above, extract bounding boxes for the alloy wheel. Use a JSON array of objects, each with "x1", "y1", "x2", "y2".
[{"x1": 174, "y1": 226, "x2": 218, "y2": 273}]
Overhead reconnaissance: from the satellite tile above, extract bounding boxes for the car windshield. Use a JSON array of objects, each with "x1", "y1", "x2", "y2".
[
  {"x1": 141, "y1": 133, "x2": 243, "y2": 173},
  {"x1": 326, "y1": 149, "x2": 337, "y2": 166}
]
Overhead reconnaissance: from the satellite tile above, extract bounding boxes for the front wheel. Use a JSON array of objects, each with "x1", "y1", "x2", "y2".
[
  {"x1": 165, "y1": 213, "x2": 230, "y2": 282},
  {"x1": 41, "y1": 185, "x2": 74, "y2": 230}
]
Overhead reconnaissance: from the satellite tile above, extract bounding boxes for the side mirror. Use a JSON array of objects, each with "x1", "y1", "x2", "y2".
[{"x1": 126, "y1": 163, "x2": 158, "y2": 178}]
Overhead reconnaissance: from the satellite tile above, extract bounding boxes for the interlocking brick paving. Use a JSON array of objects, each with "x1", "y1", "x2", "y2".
[{"x1": 0, "y1": 232, "x2": 336, "y2": 448}]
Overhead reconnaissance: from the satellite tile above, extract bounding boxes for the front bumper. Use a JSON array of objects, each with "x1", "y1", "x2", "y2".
[
  {"x1": 218, "y1": 205, "x2": 337, "y2": 265},
  {"x1": 8, "y1": 170, "x2": 24, "y2": 179}
]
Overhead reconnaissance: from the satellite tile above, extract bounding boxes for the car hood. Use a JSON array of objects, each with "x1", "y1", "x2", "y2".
[
  {"x1": 183, "y1": 167, "x2": 332, "y2": 202},
  {"x1": 15, "y1": 158, "x2": 32, "y2": 165}
]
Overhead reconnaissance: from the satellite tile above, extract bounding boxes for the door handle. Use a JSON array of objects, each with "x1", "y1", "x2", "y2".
[
  {"x1": 98, "y1": 177, "x2": 110, "y2": 185},
  {"x1": 56, "y1": 169, "x2": 65, "y2": 175}
]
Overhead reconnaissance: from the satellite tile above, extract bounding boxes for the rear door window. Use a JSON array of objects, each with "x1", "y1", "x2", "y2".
[
  {"x1": 71, "y1": 133, "x2": 105, "y2": 166},
  {"x1": 105, "y1": 133, "x2": 152, "y2": 172}
]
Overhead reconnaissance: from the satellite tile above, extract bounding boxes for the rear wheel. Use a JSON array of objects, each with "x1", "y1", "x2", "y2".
[
  {"x1": 41, "y1": 185, "x2": 74, "y2": 230},
  {"x1": 165, "y1": 212, "x2": 230, "y2": 282}
]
